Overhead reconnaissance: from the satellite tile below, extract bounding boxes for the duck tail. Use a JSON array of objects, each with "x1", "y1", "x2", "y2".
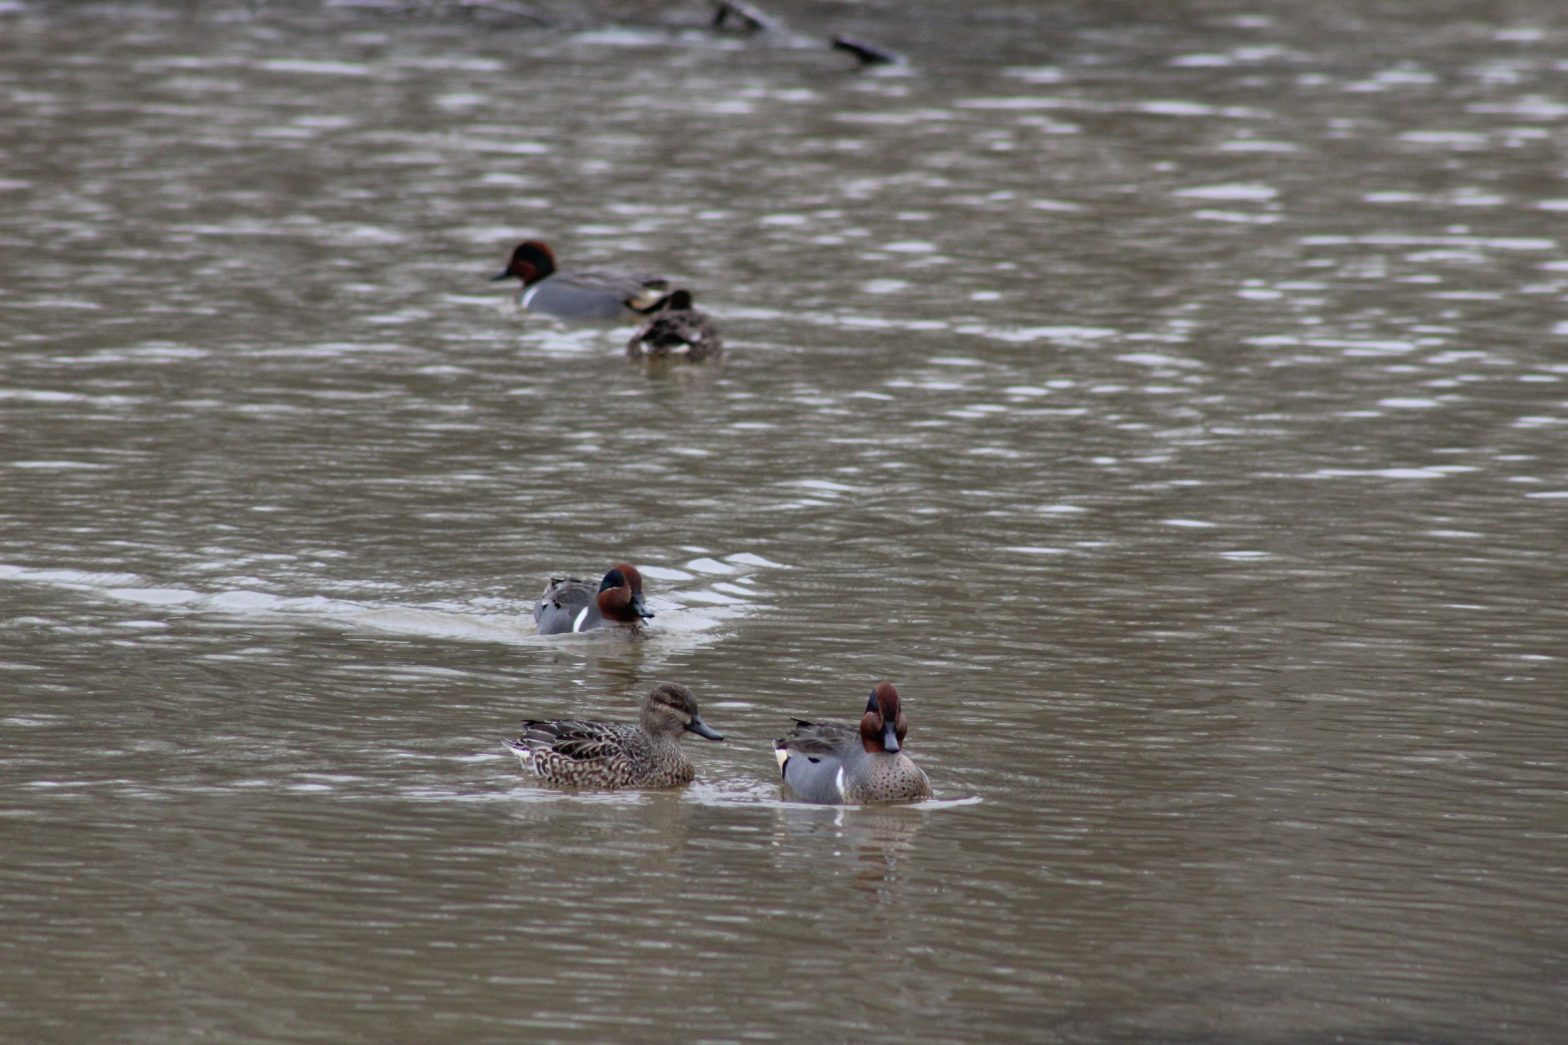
[{"x1": 630, "y1": 293, "x2": 674, "y2": 316}]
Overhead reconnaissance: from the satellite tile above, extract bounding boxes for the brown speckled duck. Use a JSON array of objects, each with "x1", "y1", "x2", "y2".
[
  {"x1": 626, "y1": 290, "x2": 723, "y2": 363},
  {"x1": 504, "y1": 683, "x2": 725, "y2": 789},
  {"x1": 773, "y1": 682, "x2": 933, "y2": 805}
]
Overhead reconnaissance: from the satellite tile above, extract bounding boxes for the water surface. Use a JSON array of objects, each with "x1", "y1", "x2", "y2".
[{"x1": 3, "y1": 0, "x2": 1566, "y2": 1040}]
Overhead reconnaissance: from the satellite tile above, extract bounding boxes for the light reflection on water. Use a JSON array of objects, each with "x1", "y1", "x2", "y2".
[{"x1": 3, "y1": 0, "x2": 1567, "y2": 1040}]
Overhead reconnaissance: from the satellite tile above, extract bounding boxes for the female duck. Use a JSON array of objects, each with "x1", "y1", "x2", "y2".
[
  {"x1": 774, "y1": 682, "x2": 933, "y2": 805},
  {"x1": 626, "y1": 289, "x2": 723, "y2": 363},
  {"x1": 504, "y1": 682, "x2": 726, "y2": 789},
  {"x1": 533, "y1": 563, "x2": 653, "y2": 635},
  {"x1": 491, "y1": 240, "x2": 670, "y2": 322}
]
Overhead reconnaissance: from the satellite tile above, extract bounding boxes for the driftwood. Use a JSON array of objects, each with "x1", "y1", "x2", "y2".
[
  {"x1": 706, "y1": 2, "x2": 907, "y2": 69},
  {"x1": 710, "y1": 0, "x2": 776, "y2": 32},
  {"x1": 831, "y1": 35, "x2": 902, "y2": 66}
]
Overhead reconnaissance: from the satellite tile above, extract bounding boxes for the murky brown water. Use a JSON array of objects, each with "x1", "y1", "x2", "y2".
[{"x1": 4, "y1": 0, "x2": 1567, "y2": 1040}]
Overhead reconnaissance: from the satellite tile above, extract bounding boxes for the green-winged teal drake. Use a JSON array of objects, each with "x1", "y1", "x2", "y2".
[
  {"x1": 774, "y1": 682, "x2": 933, "y2": 805},
  {"x1": 504, "y1": 683, "x2": 725, "y2": 789},
  {"x1": 491, "y1": 240, "x2": 670, "y2": 322},
  {"x1": 626, "y1": 289, "x2": 723, "y2": 362},
  {"x1": 534, "y1": 563, "x2": 653, "y2": 636}
]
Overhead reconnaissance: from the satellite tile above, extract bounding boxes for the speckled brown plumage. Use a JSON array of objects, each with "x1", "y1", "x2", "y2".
[
  {"x1": 504, "y1": 683, "x2": 724, "y2": 789},
  {"x1": 626, "y1": 290, "x2": 723, "y2": 363}
]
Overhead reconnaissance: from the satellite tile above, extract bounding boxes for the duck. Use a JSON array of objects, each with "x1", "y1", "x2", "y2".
[
  {"x1": 626, "y1": 289, "x2": 724, "y2": 363},
  {"x1": 490, "y1": 240, "x2": 670, "y2": 322},
  {"x1": 533, "y1": 563, "x2": 653, "y2": 636},
  {"x1": 773, "y1": 682, "x2": 933, "y2": 805},
  {"x1": 504, "y1": 682, "x2": 726, "y2": 789}
]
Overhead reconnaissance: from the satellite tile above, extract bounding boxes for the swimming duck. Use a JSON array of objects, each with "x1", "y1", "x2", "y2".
[
  {"x1": 626, "y1": 289, "x2": 724, "y2": 363},
  {"x1": 533, "y1": 563, "x2": 653, "y2": 635},
  {"x1": 774, "y1": 682, "x2": 933, "y2": 805},
  {"x1": 491, "y1": 240, "x2": 670, "y2": 321},
  {"x1": 504, "y1": 682, "x2": 726, "y2": 789}
]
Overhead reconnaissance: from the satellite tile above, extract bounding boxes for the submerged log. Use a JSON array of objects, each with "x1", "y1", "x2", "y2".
[
  {"x1": 710, "y1": 0, "x2": 776, "y2": 32},
  {"x1": 832, "y1": 35, "x2": 902, "y2": 66}
]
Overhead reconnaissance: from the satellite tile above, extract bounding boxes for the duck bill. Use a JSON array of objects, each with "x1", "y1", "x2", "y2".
[
  {"x1": 685, "y1": 717, "x2": 724, "y2": 741},
  {"x1": 489, "y1": 269, "x2": 513, "y2": 282},
  {"x1": 880, "y1": 721, "x2": 900, "y2": 753},
  {"x1": 632, "y1": 593, "x2": 654, "y2": 620}
]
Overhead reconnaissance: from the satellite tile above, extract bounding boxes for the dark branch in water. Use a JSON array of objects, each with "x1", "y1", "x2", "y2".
[
  {"x1": 710, "y1": 0, "x2": 775, "y2": 32},
  {"x1": 832, "y1": 35, "x2": 902, "y2": 66}
]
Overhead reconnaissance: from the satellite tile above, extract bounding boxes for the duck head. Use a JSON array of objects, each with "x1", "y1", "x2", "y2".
[
  {"x1": 859, "y1": 681, "x2": 909, "y2": 754},
  {"x1": 643, "y1": 682, "x2": 725, "y2": 741},
  {"x1": 596, "y1": 563, "x2": 654, "y2": 624},
  {"x1": 490, "y1": 240, "x2": 557, "y2": 286}
]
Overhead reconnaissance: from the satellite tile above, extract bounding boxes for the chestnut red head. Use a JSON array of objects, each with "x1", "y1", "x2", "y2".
[
  {"x1": 490, "y1": 240, "x2": 557, "y2": 286},
  {"x1": 859, "y1": 681, "x2": 908, "y2": 754},
  {"x1": 596, "y1": 563, "x2": 653, "y2": 623}
]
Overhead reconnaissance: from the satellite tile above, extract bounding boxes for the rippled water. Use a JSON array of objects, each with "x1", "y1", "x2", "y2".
[{"x1": 4, "y1": 0, "x2": 1566, "y2": 1040}]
